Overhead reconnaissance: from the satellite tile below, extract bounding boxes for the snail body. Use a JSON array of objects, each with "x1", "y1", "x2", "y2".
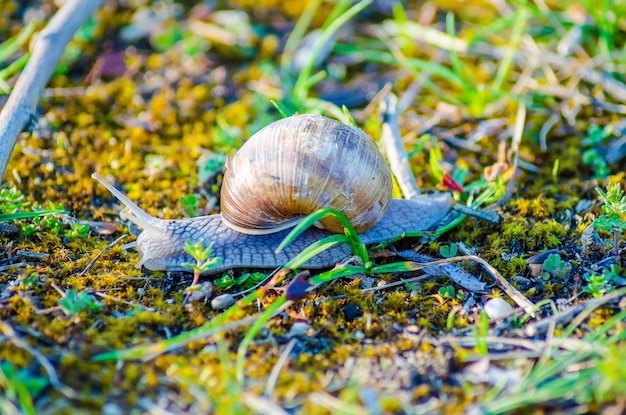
[{"x1": 92, "y1": 114, "x2": 452, "y2": 275}]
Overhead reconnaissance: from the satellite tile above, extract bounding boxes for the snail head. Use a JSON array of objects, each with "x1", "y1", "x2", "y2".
[{"x1": 91, "y1": 173, "x2": 196, "y2": 271}]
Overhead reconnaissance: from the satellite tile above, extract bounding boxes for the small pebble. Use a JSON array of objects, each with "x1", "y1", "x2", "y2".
[
  {"x1": 405, "y1": 325, "x2": 419, "y2": 334},
  {"x1": 186, "y1": 281, "x2": 213, "y2": 302},
  {"x1": 343, "y1": 304, "x2": 362, "y2": 322},
  {"x1": 360, "y1": 276, "x2": 377, "y2": 289},
  {"x1": 483, "y1": 298, "x2": 513, "y2": 320},
  {"x1": 102, "y1": 403, "x2": 123, "y2": 415},
  {"x1": 528, "y1": 263, "x2": 543, "y2": 277},
  {"x1": 211, "y1": 293, "x2": 235, "y2": 310},
  {"x1": 287, "y1": 321, "x2": 310, "y2": 337}
]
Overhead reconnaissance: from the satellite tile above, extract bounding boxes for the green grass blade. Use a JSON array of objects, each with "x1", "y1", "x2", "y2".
[
  {"x1": 0, "y1": 20, "x2": 36, "y2": 63},
  {"x1": 321, "y1": 0, "x2": 352, "y2": 31},
  {"x1": 269, "y1": 99, "x2": 290, "y2": 118},
  {"x1": 280, "y1": 0, "x2": 322, "y2": 81},
  {"x1": 297, "y1": 69, "x2": 327, "y2": 93},
  {"x1": 282, "y1": 234, "x2": 348, "y2": 271},
  {"x1": 236, "y1": 296, "x2": 288, "y2": 383},
  {"x1": 370, "y1": 261, "x2": 423, "y2": 274},
  {"x1": 492, "y1": 4, "x2": 527, "y2": 93},
  {"x1": 275, "y1": 208, "x2": 359, "y2": 254},
  {"x1": 0, "y1": 53, "x2": 30, "y2": 89},
  {"x1": 445, "y1": 12, "x2": 472, "y2": 95},
  {"x1": 0, "y1": 208, "x2": 65, "y2": 222},
  {"x1": 308, "y1": 265, "x2": 368, "y2": 285},
  {"x1": 341, "y1": 105, "x2": 356, "y2": 126},
  {"x1": 293, "y1": 0, "x2": 372, "y2": 102}
]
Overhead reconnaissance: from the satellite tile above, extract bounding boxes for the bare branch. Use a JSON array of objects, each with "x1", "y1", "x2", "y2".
[
  {"x1": 379, "y1": 92, "x2": 421, "y2": 200},
  {"x1": 0, "y1": 0, "x2": 104, "y2": 180}
]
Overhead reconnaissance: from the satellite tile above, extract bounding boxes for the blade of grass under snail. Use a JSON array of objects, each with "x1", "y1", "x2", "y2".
[
  {"x1": 281, "y1": 234, "x2": 350, "y2": 271},
  {"x1": 276, "y1": 207, "x2": 369, "y2": 265}
]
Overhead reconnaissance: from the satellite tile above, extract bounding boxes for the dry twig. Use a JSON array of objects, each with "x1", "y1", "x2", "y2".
[
  {"x1": 379, "y1": 92, "x2": 421, "y2": 200},
  {"x1": 0, "y1": 0, "x2": 104, "y2": 179}
]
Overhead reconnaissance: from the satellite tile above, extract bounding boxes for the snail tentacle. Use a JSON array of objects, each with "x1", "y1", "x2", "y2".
[{"x1": 92, "y1": 173, "x2": 164, "y2": 235}]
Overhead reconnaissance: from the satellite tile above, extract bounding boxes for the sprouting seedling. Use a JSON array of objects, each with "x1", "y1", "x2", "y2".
[
  {"x1": 0, "y1": 186, "x2": 66, "y2": 224},
  {"x1": 582, "y1": 125, "x2": 613, "y2": 179},
  {"x1": 179, "y1": 194, "x2": 199, "y2": 217},
  {"x1": 583, "y1": 265, "x2": 621, "y2": 298},
  {"x1": 66, "y1": 222, "x2": 90, "y2": 240},
  {"x1": 276, "y1": 206, "x2": 371, "y2": 270},
  {"x1": 593, "y1": 183, "x2": 626, "y2": 257},
  {"x1": 182, "y1": 239, "x2": 223, "y2": 286},
  {"x1": 542, "y1": 253, "x2": 569, "y2": 279},
  {"x1": 439, "y1": 243, "x2": 459, "y2": 258},
  {"x1": 59, "y1": 288, "x2": 101, "y2": 316}
]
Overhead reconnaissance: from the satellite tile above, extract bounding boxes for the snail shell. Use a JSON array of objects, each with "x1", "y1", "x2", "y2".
[{"x1": 220, "y1": 114, "x2": 393, "y2": 235}]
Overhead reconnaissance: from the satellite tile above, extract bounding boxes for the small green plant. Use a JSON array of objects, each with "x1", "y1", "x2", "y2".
[
  {"x1": 235, "y1": 272, "x2": 266, "y2": 287},
  {"x1": 20, "y1": 223, "x2": 37, "y2": 237},
  {"x1": 20, "y1": 272, "x2": 39, "y2": 289},
  {"x1": 542, "y1": 253, "x2": 569, "y2": 279},
  {"x1": 438, "y1": 285, "x2": 456, "y2": 299},
  {"x1": 182, "y1": 239, "x2": 223, "y2": 286},
  {"x1": 0, "y1": 186, "x2": 28, "y2": 209},
  {"x1": 213, "y1": 271, "x2": 267, "y2": 291},
  {"x1": 0, "y1": 361, "x2": 48, "y2": 415},
  {"x1": 439, "y1": 243, "x2": 459, "y2": 258},
  {"x1": 582, "y1": 125, "x2": 613, "y2": 179},
  {"x1": 214, "y1": 273, "x2": 236, "y2": 290},
  {"x1": 179, "y1": 194, "x2": 199, "y2": 217},
  {"x1": 0, "y1": 187, "x2": 65, "y2": 225},
  {"x1": 59, "y1": 289, "x2": 101, "y2": 316},
  {"x1": 42, "y1": 214, "x2": 63, "y2": 235},
  {"x1": 593, "y1": 183, "x2": 626, "y2": 256},
  {"x1": 66, "y1": 222, "x2": 90, "y2": 240},
  {"x1": 438, "y1": 285, "x2": 466, "y2": 301},
  {"x1": 472, "y1": 310, "x2": 490, "y2": 355},
  {"x1": 198, "y1": 153, "x2": 226, "y2": 183},
  {"x1": 583, "y1": 265, "x2": 621, "y2": 298}
]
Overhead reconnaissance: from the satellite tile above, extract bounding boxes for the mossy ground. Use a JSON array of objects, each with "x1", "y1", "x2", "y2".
[{"x1": 1, "y1": 1, "x2": 626, "y2": 413}]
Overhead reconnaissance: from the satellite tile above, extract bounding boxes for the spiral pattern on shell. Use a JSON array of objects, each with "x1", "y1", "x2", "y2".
[{"x1": 220, "y1": 114, "x2": 393, "y2": 235}]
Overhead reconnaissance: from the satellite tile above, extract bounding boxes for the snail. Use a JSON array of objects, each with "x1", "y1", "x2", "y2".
[{"x1": 92, "y1": 114, "x2": 452, "y2": 275}]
